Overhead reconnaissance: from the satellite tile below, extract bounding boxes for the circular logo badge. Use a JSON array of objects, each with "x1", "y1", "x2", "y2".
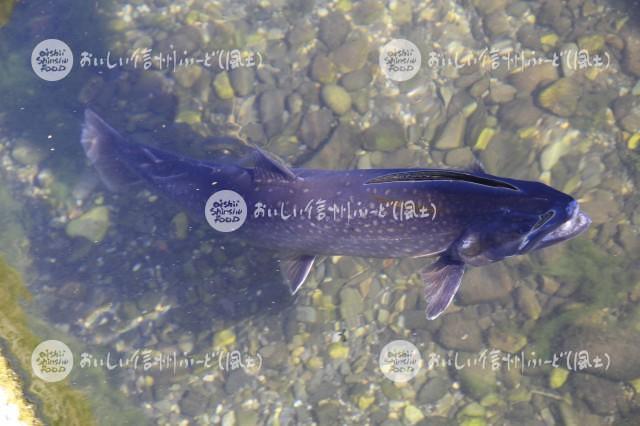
[
  {"x1": 205, "y1": 190, "x2": 247, "y2": 232},
  {"x1": 31, "y1": 39, "x2": 74, "y2": 81},
  {"x1": 31, "y1": 340, "x2": 74, "y2": 382},
  {"x1": 379, "y1": 339, "x2": 422, "y2": 382},
  {"x1": 379, "y1": 39, "x2": 421, "y2": 82}
]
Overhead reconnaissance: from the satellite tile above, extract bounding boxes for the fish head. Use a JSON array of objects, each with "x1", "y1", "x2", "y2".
[{"x1": 453, "y1": 179, "x2": 591, "y2": 266}]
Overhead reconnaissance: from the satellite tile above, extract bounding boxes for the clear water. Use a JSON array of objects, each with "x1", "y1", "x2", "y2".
[{"x1": 1, "y1": 0, "x2": 640, "y2": 425}]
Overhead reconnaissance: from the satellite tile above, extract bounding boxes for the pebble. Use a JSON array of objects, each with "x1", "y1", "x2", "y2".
[
  {"x1": 300, "y1": 109, "x2": 333, "y2": 148},
  {"x1": 623, "y1": 33, "x2": 640, "y2": 76},
  {"x1": 331, "y1": 37, "x2": 369, "y2": 73},
  {"x1": 487, "y1": 328, "x2": 527, "y2": 352},
  {"x1": 339, "y1": 287, "x2": 364, "y2": 324},
  {"x1": 229, "y1": 67, "x2": 255, "y2": 97},
  {"x1": 418, "y1": 376, "x2": 449, "y2": 403},
  {"x1": 319, "y1": 12, "x2": 350, "y2": 49},
  {"x1": 437, "y1": 313, "x2": 483, "y2": 352},
  {"x1": 435, "y1": 112, "x2": 466, "y2": 149},
  {"x1": 560, "y1": 43, "x2": 579, "y2": 77},
  {"x1": 321, "y1": 84, "x2": 352, "y2": 115},
  {"x1": 327, "y1": 342, "x2": 349, "y2": 359},
  {"x1": 404, "y1": 404, "x2": 425, "y2": 425},
  {"x1": 310, "y1": 54, "x2": 337, "y2": 84},
  {"x1": 11, "y1": 139, "x2": 47, "y2": 166},
  {"x1": 213, "y1": 328, "x2": 236, "y2": 348},
  {"x1": 549, "y1": 368, "x2": 569, "y2": 389},
  {"x1": 457, "y1": 361, "x2": 497, "y2": 400},
  {"x1": 66, "y1": 206, "x2": 110, "y2": 243},
  {"x1": 444, "y1": 147, "x2": 474, "y2": 168},
  {"x1": 340, "y1": 68, "x2": 372, "y2": 91},
  {"x1": 537, "y1": 77, "x2": 581, "y2": 117},
  {"x1": 361, "y1": 119, "x2": 406, "y2": 152},
  {"x1": 514, "y1": 286, "x2": 541, "y2": 320},
  {"x1": 213, "y1": 71, "x2": 234, "y2": 100},
  {"x1": 508, "y1": 63, "x2": 558, "y2": 95},
  {"x1": 498, "y1": 98, "x2": 542, "y2": 128}
]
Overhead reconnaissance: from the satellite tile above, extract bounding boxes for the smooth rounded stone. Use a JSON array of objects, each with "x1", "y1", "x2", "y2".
[
  {"x1": 560, "y1": 43, "x2": 578, "y2": 77},
  {"x1": 313, "y1": 400, "x2": 340, "y2": 425},
  {"x1": 456, "y1": 360, "x2": 497, "y2": 400},
  {"x1": 300, "y1": 109, "x2": 333, "y2": 148},
  {"x1": 361, "y1": 119, "x2": 406, "y2": 152},
  {"x1": 488, "y1": 80, "x2": 517, "y2": 103},
  {"x1": 179, "y1": 387, "x2": 211, "y2": 417},
  {"x1": 339, "y1": 287, "x2": 363, "y2": 324},
  {"x1": 444, "y1": 147, "x2": 474, "y2": 168},
  {"x1": 213, "y1": 71, "x2": 234, "y2": 100},
  {"x1": 259, "y1": 90, "x2": 285, "y2": 137},
  {"x1": 612, "y1": 95, "x2": 640, "y2": 133},
  {"x1": 328, "y1": 342, "x2": 349, "y2": 359},
  {"x1": 487, "y1": 328, "x2": 527, "y2": 352},
  {"x1": 435, "y1": 112, "x2": 466, "y2": 149},
  {"x1": 516, "y1": 24, "x2": 544, "y2": 51},
  {"x1": 319, "y1": 12, "x2": 350, "y2": 49},
  {"x1": 484, "y1": 12, "x2": 510, "y2": 38},
  {"x1": 224, "y1": 369, "x2": 253, "y2": 394},
  {"x1": 498, "y1": 98, "x2": 543, "y2": 129},
  {"x1": 458, "y1": 263, "x2": 513, "y2": 305},
  {"x1": 11, "y1": 139, "x2": 47, "y2": 166},
  {"x1": 578, "y1": 34, "x2": 605, "y2": 54},
  {"x1": 287, "y1": 20, "x2": 316, "y2": 47},
  {"x1": 287, "y1": 92, "x2": 304, "y2": 115},
  {"x1": 340, "y1": 68, "x2": 372, "y2": 91},
  {"x1": 558, "y1": 325, "x2": 640, "y2": 381},
  {"x1": 310, "y1": 54, "x2": 337, "y2": 84},
  {"x1": 540, "y1": 140, "x2": 570, "y2": 171},
  {"x1": 331, "y1": 37, "x2": 369, "y2": 73},
  {"x1": 418, "y1": 376, "x2": 449, "y2": 403},
  {"x1": 174, "y1": 65, "x2": 203, "y2": 89},
  {"x1": 404, "y1": 405, "x2": 425, "y2": 425},
  {"x1": 352, "y1": 0, "x2": 384, "y2": 24},
  {"x1": 570, "y1": 373, "x2": 626, "y2": 415},
  {"x1": 581, "y1": 189, "x2": 617, "y2": 224},
  {"x1": 537, "y1": 78, "x2": 581, "y2": 117},
  {"x1": 616, "y1": 224, "x2": 640, "y2": 253},
  {"x1": 296, "y1": 306, "x2": 318, "y2": 323},
  {"x1": 472, "y1": 0, "x2": 507, "y2": 15},
  {"x1": 623, "y1": 33, "x2": 640, "y2": 77},
  {"x1": 351, "y1": 90, "x2": 369, "y2": 114},
  {"x1": 66, "y1": 206, "x2": 110, "y2": 243},
  {"x1": 321, "y1": 84, "x2": 352, "y2": 115},
  {"x1": 437, "y1": 313, "x2": 483, "y2": 352},
  {"x1": 508, "y1": 63, "x2": 559, "y2": 95},
  {"x1": 306, "y1": 123, "x2": 357, "y2": 169},
  {"x1": 229, "y1": 68, "x2": 255, "y2": 97},
  {"x1": 506, "y1": 1, "x2": 529, "y2": 17},
  {"x1": 236, "y1": 409, "x2": 259, "y2": 426},
  {"x1": 514, "y1": 286, "x2": 541, "y2": 320},
  {"x1": 549, "y1": 367, "x2": 569, "y2": 389}
]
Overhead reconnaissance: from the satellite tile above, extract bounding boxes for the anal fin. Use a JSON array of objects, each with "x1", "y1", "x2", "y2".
[
  {"x1": 280, "y1": 255, "x2": 316, "y2": 295},
  {"x1": 421, "y1": 257, "x2": 465, "y2": 320}
]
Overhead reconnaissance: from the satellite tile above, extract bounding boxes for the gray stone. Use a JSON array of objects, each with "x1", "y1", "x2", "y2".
[
  {"x1": 437, "y1": 313, "x2": 483, "y2": 352},
  {"x1": 319, "y1": 13, "x2": 350, "y2": 49},
  {"x1": 417, "y1": 376, "x2": 449, "y2": 403},
  {"x1": 458, "y1": 263, "x2": 513, "y2": 305},
  {"x1": 300, "y1": 109, "x2": 333, "y2": 149}
]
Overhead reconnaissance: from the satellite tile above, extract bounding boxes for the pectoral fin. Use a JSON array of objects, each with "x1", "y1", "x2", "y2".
[
  {"x1": 280, "y1": 255, "x2": 316, "y2": 295},
  {"x1": 421, "y1": 257, "x2": 465, "y2": 319}
]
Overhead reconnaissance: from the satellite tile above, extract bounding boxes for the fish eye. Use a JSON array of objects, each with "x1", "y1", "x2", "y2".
[{"x1": 532, "y1": 210, "x2": 555, "y2": 230}]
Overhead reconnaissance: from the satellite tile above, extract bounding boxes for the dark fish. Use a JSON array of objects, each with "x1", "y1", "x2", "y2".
[{"x1": 80, "y1": 109, "x2": 591, "y2": 319}]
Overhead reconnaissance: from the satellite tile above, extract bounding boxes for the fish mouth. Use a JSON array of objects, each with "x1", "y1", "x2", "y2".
[{"x1": 533, "y1": 207, "x2": 592, "y2": 250}]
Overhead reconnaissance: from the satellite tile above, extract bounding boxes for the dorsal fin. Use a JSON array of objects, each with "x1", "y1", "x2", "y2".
[
  {"x1": 253, "y1": 147, "x2": 298, "y2": 182},
  {"x1": 365, "y1": 169, "x2": 518, "y2": 190}
]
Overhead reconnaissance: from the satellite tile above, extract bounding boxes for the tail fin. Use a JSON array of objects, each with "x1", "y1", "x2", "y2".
[{"x1": 81, "y1": 109, "x2": 144, "y2": 191}]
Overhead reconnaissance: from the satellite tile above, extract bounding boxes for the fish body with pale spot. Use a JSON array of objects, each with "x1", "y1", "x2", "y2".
[{"x1": 80, "y1": 109, "x2": 591, "y2": 319}]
